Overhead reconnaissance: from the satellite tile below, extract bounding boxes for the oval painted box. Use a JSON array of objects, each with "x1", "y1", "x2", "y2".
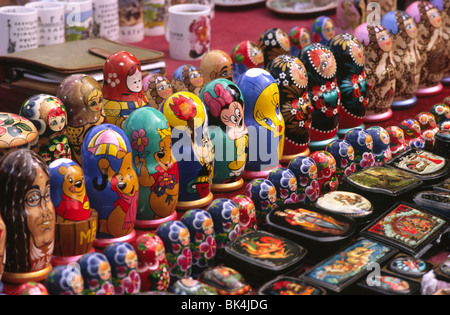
[
  {"x1": 388, "y1": 255, "x2": 433, "y2": 278},
  {"x1": 258, "y1": 276, "x2": 326, "y2": 295},
  {"x1": 172, "y1": 277, "x2": 218, "y2": 295},
  {"x1": 198, "y1": 265, "x2": 252, "y2": 295},
  {"x1": 315, "y1": 190, "x2": 373, "y2": 220}
]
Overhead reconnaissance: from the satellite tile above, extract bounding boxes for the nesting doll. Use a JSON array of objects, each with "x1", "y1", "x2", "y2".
[
  {"x1": 0, "y1": 149, "x2": 55, "y2": 284},
  {"x1": 299, "y1": 43, "x2": 341, "y2": 149},
  {"x1": 102, "y1": 51, "x2": 149, "y2": 128},
  {"x1": 19, "y1": 94, "x2": 71, "y2": 164},
  {"x1": 415, "y1": 111, "x2": 440, "y2": 150},
  {"x1": 344, "y1": 128, "x2": 375, "y2": 170},
  {"x1": 328, "y1": 33, "x2": 370, "y2": 136},
  {"x1": 366, "y1": 126, "x2": 392, "y2": 165},
  {"x1": 268, "y1": 167, "x2": 299, "y2": 206},
  {"x1": 430, "y1": 103, "x2": 450, "y2": 129},
  {"x1": 288, "y1": 156, "x2": 320, "y2": 205},
  {"x1": 155, "y1": 220, "x2": 192, "y2": 280},
  {"x1": 258, "y1": 28, "x2": 290, "y2": 68},
  {"x1": 380, "y1": 10, "x2": 421, "y2": 109},
  {"x1": 231, "y1": 40, "x2": 264, "y2": 83},
  {"x1": 123, "y1": 107, "x2": 179, "y2": 229},
  {"x1": 310, "y1": 150, "x2": 339, "y2": 194},
  {"x1": 406, "y1": 1, "x2": 445, "y2": 94},
  {"x1": 335, "y1": 0, "x2": 361, "y2": 34},
  {"x1": 325, "y1": 139, "x2": 357, "y2": 183},
  {"x1": 288, "y1": 26, "x2": 311, "y2": 57},
  {"x1": 267, "y1": 54, "x2": 313, "y2": 162},
  {"x1": 399, "y1": 118, "x2": 426, "y2": 149},
  {"x1": 354, "y1": 0, "x2": 367, "y2": 24},
  {"x1": 429, "y1": 0, "x2": 450, "y2": 84},
  {"x1": 45, "y1": 264, "x2": 84, "y2": 295},
  {"x1": 236, "y1": 68, "x2": 285, "y2": 179},
  {"x1": 78, "y1": 252, "x2": 115, "y2": 295},
  {"x1": 161, "y1": 92, "x2": 214, "y2": 210},
  {"x1": 134, "y1": 233, "x2": 170, "y2": 292},
  {"x1": 311, "y1": 16, "x2": 336, "y2": 45},
  {"x1": 180, "y1": 209, "x2": 216, "y2": 273},
  {"x1": 142, "y1": 73, "x2": 173, "y2": 111},
  {"x1": 200, "y1": 79, "x2": 248, "y2": 192},
  {"x1": 103, "y1": 242, "x2": 140, "y2": 295},
  {"x1": 14, "y1": 282, "x2": 49, "y2": 295},
  {"x1": 0, "y1": 113, "x2": 38, "y2": 161},
  {"x1": 81, "y1": 124, "x2": 138, "y2": 246},
  {"x1": 386, "y1": 125, "x2": 409, "y2": 156},
  {"x1": 231, "y1": 195, "x2": 258, "y2": 234},
  {"x1": 200, "y1": 50, "x2": 234, "y2": 84},
  {"x1": 56, "y1": 74, "x2": 105, "y2": 165},
  {"x1": 206, "y1": 198, "x2": 240, "y2": 250},
  {"x1": 0, "y1": 211, "x2": 5, "y2": 281},
  {"x1": 353, "y1": 22, "x2": 395, "y2": 122},
  {"x1": 171, "y1": 64, "x2": 205, "y2": 96},
  {"x1": 245, "y1": 179, "x2": 277, "y2": 226}
]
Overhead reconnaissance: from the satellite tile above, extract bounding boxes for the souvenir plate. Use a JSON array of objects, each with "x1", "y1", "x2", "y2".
[
  {"x1": 266, "y1": 0, "x2": 337, "y2": 16},
  {"x1": 301, "y1": 238, "x2": 398, "y2": 293},
  {"x1": 356, "y1": 271, "x2": 421, "y2": 295},
  {"x1": 258, "y1": 276, "x2": 326, "y2": 295},
  {"x1": 360, "y1": 202, "x2": 449, "y2": 257},
  {"x1": 214, "y1": 0, "x2": 265, "y2": 7},
  {"x1": 315, "y1": 191, "x2": 373, "y2": 219},
  {"x1": 413, "y1": 190, "x2": 450, "y2": 218},
  {"x1": 385, "y1": 254, "x2": 433, "y2": 279}
]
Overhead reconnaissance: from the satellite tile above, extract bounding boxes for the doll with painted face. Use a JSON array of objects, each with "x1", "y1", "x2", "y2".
[
  {"x1": 336, "y1": 0, "x2": 361, "y2": 34},
  {"x1": 325, "y1": 139, "x2": 357, "y2": 183},
  {"x1": 310, "y1": 150, "x2": 339, "y2": 194},
  {"x1": 200, "y1": 50, "x2": 234, "y2": 84},
  {"x1": 45, "y1": 264, "x2": 84, "y2": 295},
  {"x1": 299, "y1": 43, "x2": 341, "y2": 149},
  {"x1": 172, "y1": 64, "x2": 205, "y2": 97},
  {"x1": 386, "y1": 125, "x2": 409, "y2": 156},
  {"x1": 102, "y1": 51, "x2": 149, "y2": 128},
  {"x1": 0, "y1": 149, "x2": 55, "y2": 284},
  {"x1": 430, "y1": 103, "x2": 450, "y2": 129},
  {"x1": 311, "y1": 16, "x2": 336, "y2": 45},
  {"x1": 231, "y1": 40, "x2": 264, "y2": 83},
  {"x1": 231, "y1": 195, "x2": 258, "y2": 234},
  {"x1": 288, "y1": 156, "x2": 320, "y2": 205},
  {"x1": 267, "y1": 54, "x2": 314, "y2": 163},
  {"x1": 289, "y1": 26, "x2": 311, "y2": 57},
  {"x1": 142, "y1": 73, "x2": 173, "y2": 111},
  {"x1": 399, "y1": 118, "x2": 426, "y2": 149},
  {"x1": 344, "y1": 128, "x2": 375, "y2": 170},
  {"x1": 258, "y1": 28, "x2": 291, "y2": 68},
  {"x1": 429, "y1": 0, "x2": 450, "y2": 84},
  {"x1": 206, "y1": 198, "x2": 240, "y2": 250},
  {"x1": 57, "y1": 74, "x2": 105, "y2": 165},
  {"x1": 415, "y1": 111, "x2": 440, "y2": 150},
  {"x1": 366, "y1": 126, "x2": 392, "y2": 165},
  {"x1": 245, "y1": 179, "x2": 277, "y2": 226},
  {"x1": 268, "y1": 167, "x2": 299, "y2": 206},
  {"x1": 78, "y1": 252, "x2": 115, "y2": 295}
]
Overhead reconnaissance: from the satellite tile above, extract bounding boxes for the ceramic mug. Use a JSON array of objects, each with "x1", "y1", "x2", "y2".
[
  {"x1": 164, "y1": 4, "x2": 211, "y2": 60},
  {"x1": 92, "y1": 0, "x2": 120, "y2": 41},
  {"x1": 0, "y1": 6, "x2": 38, "y2": 55},
  {"x1": 55, "y1": 0, "x2": 94, "y2": 42},
  {"x1": 118, "y1": 0, "x2": 144, "y2": 43},
  {"x1": 25, "y1": 2, "x2": 65, "y2": 47}
]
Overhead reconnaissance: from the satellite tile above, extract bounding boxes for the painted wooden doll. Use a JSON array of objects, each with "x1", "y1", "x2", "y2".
[
  {"x1": 245, "y1": 179, "x2": 277, "y2": 226},
  {"x1": 0, "y1": 149, "x2": 55, "y2": 284},
  {"x1": 415, "y1": 111, "x2": 440, "y2": 150},
  {"x1": 310, "y1": 150, "x2": 339, "y2": 194},
  {"x1": 161, "y1": 92, "x2": 214, "y2": 210},
  {"x1": 45, "y1": 264, "x2": 84, "y2": 295},
  {"x1": 343, "y1": 128, "x2": 375, "y2": 170},
  {"x1": 268, "y1": 167, "x2": 299, "y2": 206},
  {"x1": 81, "y1": 124, "x2": 138, "y2": 247},
  {"x1": 78, "y1": 252, "x2": 115, "y2": 295},
  {"x1": 236, "y1": 68, "x2": 285, "y2": 179},
  {"x1": 399, "y1": 118, "x2": 426, "y2": 149},
  {"x1": 200, "y1": 79, "x2": 248, "y2": 192},
  {"x1": 142, "y1": 73, "x2": 173, "y2": 111},
  {"x1": 258, "y1": 28, "x2": 290, "y2": 68},
  {"x1": 102, "y1": 51, "x2": 149, "y2": 128},
  {"x1": 288, "y1": 156, "x2": 320, "y2": 205},
  {"x1": 134, "y1": 233, "x2": 170, "y2": 292},
  {"x1": 103, "y1": 242, "x2": 140, "y2": 295},
  {"x1": 56, "y1": 74, "x2": 105, "y2": 165},
  {"x1": 231, "y1": 40, "x2": 264, "y2": 83},
  {"x1": 0, "y1": 211, "x2": 5, "y2": 281},
  {"x1": 430, "y1": 103, "x2": 450, "y2": 129},
  {"x1": 386, "y1": 125, "x2": 409, "y2": 156},
  {"x1": 14, "y1": 282, "x2": 49, "y2": 295},
  {"x1": 429, "y1": 0, "x2": 450, "y2": 84},
  {"x1": 206, "y1": 198, "x2": 240, "y2": 250},
  {"x1": 19, "y1": 94, "x2": 71, "y2": 164},
  {"x1": 380, "y1": 10, "x2": 421, "y2": 109},
  {"x1": 299, "y1": 43, "x2": 341, "y2": 149},
  {"x1": 311, "y1": 16, "x2": 336, "y2": 45},
  {"x1": 354, "y1": 0, "x2": 367, "y2": 24},
  {"x1": 0, "y1": 112, "x2": 38, "y2": 161},
  {"x1": 200, "y1": 50, "x2": 234, "y2": 84},
  {"x1": 123, "y1": 107, "x2": 179, "y2": 229},
  {"x1": 231, "y1": 195, "x2": 258, "y2": 234},
  {"x1": 155, "y1": 220, "x2": 192, "y2": 280},
  {"x1": 328, "y1": 33, "x2": 370, "y2": 136},
  {"x1": 289, "y1": 26, "x2": 311, "y2": 57},
  {"x1": 353, "y1": 22, "x2": 396, "y2": 122},
  {"x1": 366, "y1": 126, "x2": 393, "y2": 165},
  {"x1": 171, "y1": 64, "x2": 205, "y2": 96},
  {"x1": 267, "y1": 54, "x2": 313, "y2": 162},
  {"x1": 335, "y1": 0, "x2": 361, "y2": 34},
  {"x1": 180, "y1": 209, "x2": 216, "y2": 273},
  {"x1": 325, "y1": 139, "x2": 357, "y2": 183}
]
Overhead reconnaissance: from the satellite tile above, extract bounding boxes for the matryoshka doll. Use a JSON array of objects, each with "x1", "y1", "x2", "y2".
[
  {"x1": 56, "y1": 74, "x2": 105, "y2": 165},
  {"x1": 310, "y1": 150, "x2": 339, "y2": 194},
  {"x1": 325, "y1": 139, "x2": 357, "y2": 183},
  {"x1": 268, "y1": 167, "x2": 299, "y2": 206},
  {"x1": 366, "y1": 126, "x2": 392, "y2": 165},
  {"x1": 133, "y1": 233, "x2": 170, "y2": 292},
  {"x1": 200, "y1": 50, "x2": 234, "y2": 84},
  {"x1": 19, "y1": 94, "x2": 71, "y2": 164},
  {"x1": 231, "y1": 195, "x2": 258, "y2": 234},
  {"x1": 200, "y1": 79, "x2": 248, "y2": 192},
  {"x1": 380, "y1": 10, "x2": 421, "y2": 109},
  {"x1": 399, "y1": 118, "x2": 426, "y2": 149},
  {"x1": 14, "y1": 282, "x2": 49, "y2": 295},
  {"x1": 311, "y1": 16, "x2": 336, "y2": 45},
  {"x1": 288, "y1": 26, "x2": 311, "y2": 57},
  {"x1": 180, "y1": 209, "x2": 216, "y2": 274},
  {"x1": 206, "y1": 198, "x2": 240, "y2": 252},
  {"x1": 231, "y1": 40, "x2": 264, "y2": 83},
  {"x1": 299, "y1": 43, "x2": 341, "y2": 149},
  {"x1": 430, "y1": 103, "x2": 450, "y2": 129},
  {"x1": 102, "y1": 51, "x2": 149, "y2": 128},
  {"x1": 155, "y1": 220, "x2": 192, "y2": 280},
  {"x1": 0, "y1": 113, "x2": 38, "y2": 161},
  {"x1": 161, "y1": 92, "x2": 214, "y2": 210},
  {"x1": 386, "y1": 125, "x2": 409, "y2": 156},
  {"x1": 81, "y1": 124, "x2": 138, "y2": 248},
  {"x1": 103, "y1": 242, "x2": 140, "y2": 295},
  {"x1": 258, "y1": 28, "x2": 290, "y2": 68},
  {"x1": 288, "y1": 156, "x2": 320, "y2": 205},
  {"x1": 123, "y1": 107, "x2": 179, "y2": 230},
  {"x1": 45, "y1": 264, "x2": 84, "y2": 295},
  {"x1": 172, "y1": 64, "x2": 205, "y2": 97},
  {"x1": 335, "y1": 0, "x2": 361, "y2": 34},
  {"x1": 245, "y1": 179, "x2": 277, "y2": 227},
  {"x1": 328, "y1": 33, "x2": 370, "y2": 137},
  {"x1": 0, "y1": 149, "x2": 55, "y2": 285},
  {"x1": 343, "y1": 128, "x2": 375, "y2": 170},
  {"x1": 142, "y1": 73, "x2": 173, "y2": 111},
  {"x1": 415, "y1": 111, "x2": 440, "y2": 150},
  {"x1": 78, "y1": 252, "x2": 115, "y2": 295},
  {"x1": 353, "y1": 22, "x2": 395, "y2": 122},
  {"x1": 429, "y1": 0, "x2": 450, "y2": 84},
  {"x1": 267, "y1": 54, "x2": 313, "y2": 163},
  {"x1": 236, "y1": 68, "x2": 285, "y2": 179}
]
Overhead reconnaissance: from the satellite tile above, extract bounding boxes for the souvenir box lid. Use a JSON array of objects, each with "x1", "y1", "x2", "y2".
[
  {"x1": 197, "y1": 265, "x2": 253, "y2": 295},
  {"x1": 315, "y1": 191, "x2": 374, "y2": 221},
  {"x1": 383, "y1": 254, "x2": 434, "y2": 280},
  {"x1": 434, "y1": 257, "x2": 450, "y2": 282},
  {"x1": 434, "y1": 177, "x2": 450, "y2": 193},
  {"x1": 413, "y1": 190, "x2": 450, "y2": 218},
  {"x1": 360, "y1": 202, "x2": 449, "y2": 258},
  {"x1": 257, "y1": 276, "x2": 327, "y2": 295},
  {"x1": 355, "y1": 271, "x2": 421, "y2": 295}
]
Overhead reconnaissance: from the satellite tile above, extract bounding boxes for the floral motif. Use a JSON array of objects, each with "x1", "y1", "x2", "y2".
[
  {"x1": 360, "y1": 152, "x2": 375, "y2": 168},
  {"x1": 170, "y1": 94, "x2": 197, "y2": 121},
  {"x1": 189, "y1": 16, "x2": 210, "y2": 59},
  {"x1": 154, "y1": 172, "x2": 177, "y2": 197},
  {"x1": 131, "y1": 128, "x2": 149, "y2": 152},
  {"x1": 177, "y1": 247, "x2": 192, "y2": 273}
]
